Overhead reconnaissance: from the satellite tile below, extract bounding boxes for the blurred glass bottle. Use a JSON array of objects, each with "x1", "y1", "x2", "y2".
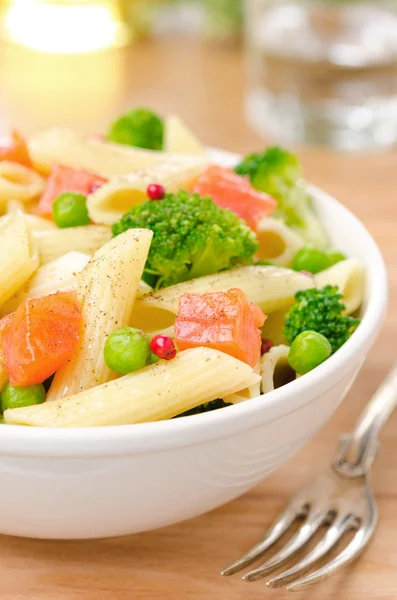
[{"x1": 245, "y1": 0, "x2": 397, "y2": 151}]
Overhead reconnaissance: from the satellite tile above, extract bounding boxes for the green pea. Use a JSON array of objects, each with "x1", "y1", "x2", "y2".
[
  {"x1": 1, "y1": 383, "x2": 46, "y2": 413},
  {"x1": 52, "y1": 192, "x2": 91, "y2": 228},
  {"x1": 291, "y1": 246, "x2": 330, "y2": 274},
  {"x1": 104, "y1": 327, "x2": 150, "y2": 374},
  {"x1": 288, "y1": 331, "x2": 332, "y2": 375},
  {"x1": 326, "y1": 249, "x2": 346, "y2": 267}
]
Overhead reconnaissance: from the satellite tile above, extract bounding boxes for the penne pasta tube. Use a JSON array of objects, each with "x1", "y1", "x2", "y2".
[
  {"x1": 315, "y1": 258, "x2": 366, "y2": 315},
  {"x1": 28, "y1": 128, "x2": 200, "y2": 178},
  {"x1": 87, "y1": 155, "x2": 208, "y2": 225},
  {"x1": 25, "y1": 214, "x2": 57, "y2": 232},
  {"x1": 0, "y1": 212, "x2": 39, "y2": 307},
  {"x1": 260, "y1": 309, "x2": 289, "y2": 346},
  {"x1": 0, "y1": 251, "x2": 90, "y2": 316},
  {"x1": 33, "y1": 224, "x2": 112, "y2": 263},
  {"x1": 129, "y1": 301, "x2": 176, "y2": 334},
  {"x1": 75, "y1": 271, "x2": 150, "y2": 302},
  {"x1": 136, "y1": 280, "x2": 153, "y2": 298},
  {"x1": 0, "y1": 212, "x2": 57, "y2": 233},
  {"x1": 135, "y1": 266, "x2": 314, "y2": 317},
  {"x1": 164, "y1": 115, "x2": 207, "y2": 155},
  {"x1": 147, "y1": 325, "x2": 175, "y2": 341},
  {"x1": 0, "y1": 161, "x2": 45, "y2": 210},
  {"x1": 47, "y1": 228, "x2": 153, "y2": 402},
  {"x1": 5, "y1": 348, "x2": 260, "y2": 427},
  {"x1": 224, "y1": 361, "x2": 261, "y2": 404},
  {"x1": 256, "y1": 218, "x2": 305, "y2": 267},
  {"x1": 261, "y1": 345, "x2": 296, "y2": 394},
  {"x1": 6, "y1": 199, "x2": 25, "y2": 214}
]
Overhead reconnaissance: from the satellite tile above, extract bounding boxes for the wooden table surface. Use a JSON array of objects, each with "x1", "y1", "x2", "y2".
[{"x1": 0, "y1": 38, "x2": 396, "y2": 600}]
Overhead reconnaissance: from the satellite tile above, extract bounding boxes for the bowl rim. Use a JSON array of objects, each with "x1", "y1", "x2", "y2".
[{"x1": 0, "y1": 149, "x2": 388, "y2": 457}]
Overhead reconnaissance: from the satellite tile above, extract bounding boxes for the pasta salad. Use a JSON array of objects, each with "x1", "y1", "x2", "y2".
[{"x1": 0, "y1": 109, "x2": 365, "y2": 427}]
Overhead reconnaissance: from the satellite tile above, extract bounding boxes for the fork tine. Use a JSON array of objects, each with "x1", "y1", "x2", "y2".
[
  {"x1": 243, "y1": 511, "x2": 326, "y2": 581},
  {"x1": 266, "y1": 515, "x2": 355, "y2": 588},
  {"x1": 287, "y1": 518, "x2": 377, "y2": 592},
  {"x1": 221, "y1": 502, "x2": 304, "y2": 576}
]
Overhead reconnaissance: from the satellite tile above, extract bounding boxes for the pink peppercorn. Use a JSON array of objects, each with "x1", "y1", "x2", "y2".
[
  {"x1": 150, "y1": 335, "x2": 177, "y2": 360},
  {"x1": 147, "y1": 183, "x2": 165, "y2": 200}
]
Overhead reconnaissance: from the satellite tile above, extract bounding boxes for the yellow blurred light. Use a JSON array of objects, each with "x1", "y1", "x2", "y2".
[
  {"x1": 4, "y1": 0, "x2": 129, "y2": 53},
  {"x1": 0, "y1": 41, "x2": 126, "y2": 134}
]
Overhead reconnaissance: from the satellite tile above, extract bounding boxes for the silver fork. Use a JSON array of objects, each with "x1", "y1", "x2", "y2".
[{"x1": 221, "y1": 363, "x2": 397, "y2": 592}]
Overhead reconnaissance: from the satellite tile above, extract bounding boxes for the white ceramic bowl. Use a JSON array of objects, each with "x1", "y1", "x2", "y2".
[{"x1": 0, "y1": 150, "x2": 387, "y2": 540}]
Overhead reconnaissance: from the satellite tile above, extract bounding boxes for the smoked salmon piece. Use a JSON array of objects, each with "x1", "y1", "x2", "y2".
[
  {"x1": 1, "y1": 292, "x2": 81, "y2": 386},
  {"x1": 174, "y1": 288, "x2": 266, "y2": 368},
  {"x1": 192, "y1": 165, "x2": 276, "y2": 231}
]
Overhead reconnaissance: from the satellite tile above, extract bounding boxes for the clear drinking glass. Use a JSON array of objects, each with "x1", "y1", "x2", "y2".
[{"x1": 244, "y1": 0, "x2": 397, "y2": 150}]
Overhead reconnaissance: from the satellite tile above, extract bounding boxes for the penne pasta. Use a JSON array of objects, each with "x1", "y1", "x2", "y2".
[
  {"x1": 256, "y1": 218, "x2": 305, "y2": 266},
  {"x1": 5, "y1": 348, "x2": 260, "y2": 427},
  {"x1": 224, "y1": 361, "x2": 261, "y2": 404},
  {"x1": 28, "y1": 128, "x2": 200, "y2": 178},
  {"x1": 261, "y1": 345, "x2": 296, "y2": 394},
  {"x1": 164, "y1": 115, "x2": 207, "y2": 155},
  {"x1": 0, "y1": 212, "x2": 39, "y2": 308},
  {"x1": 0, "y1": 161, "x2": 45, "y2": 210},
  {"x1": 75, "y1": 262, "x2": 150, "y2": 302},
  {"x1": 6, "y1": 199, "x2": 25, "y2": 214},
  {"x1": 136, "y1": 280, "x2": 153, "y2": 298},
  {"x1": 134, "y1": 266, "x2": 314, "y2": 320},
  {"x1": 146, "y1": 325, "x2": 175, "y2": 341},
  {"x1": 46, "y1": 228, "x2": 153, "y2": 402},
  {"x1": 33, "y1": 224, "x2": 112, "y2": 263},
  {"x1": 315, "y1": 258, "x2": 366, "y2": 315},
  {"x1": 0, "y1": 212, "x2": 57, "y2": 234},
  {"x1": 0, "y1": 251, "x2": 90, "y2": 316},
  {"x1": 260, "y1": 309, "x2": 289, "y2": 346},
  {"x1": 87, "y1": 155, "x2": 208, "y2": 225},
  {"x1": 25, "y1": 214, "x2": 57, "y2": 232},
  {"x1": 129, "y1": 301, "x2": 176, "y2": 335}
]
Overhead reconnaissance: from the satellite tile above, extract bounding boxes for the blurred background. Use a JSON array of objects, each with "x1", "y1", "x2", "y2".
[{"x1": 0, "y1": 0, "x2": 396, "y2": 152}]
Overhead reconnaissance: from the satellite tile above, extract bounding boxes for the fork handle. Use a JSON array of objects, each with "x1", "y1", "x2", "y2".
[{"x1": 333, "y1": 363, "x2": 397, "y2": 478}]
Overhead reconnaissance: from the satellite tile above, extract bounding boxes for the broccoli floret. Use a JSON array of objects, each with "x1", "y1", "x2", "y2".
[
  {"x1": 283, "y1": 285, "x2": 360, "y2": 353},
  {"x1": 112, "y1": 190, "x2": 259, "y2": 289},
  {"x1": 107, "y1": 107, "x2": 163, "y2": 150},
  {"x1": 236, "y1": 146, "x2": 299, "y2": 182},
  {"x1": 175, "y1": 399, "x2": 232, "y2": 417},
  {"x1": 235, "y1": 146, "x2": 328, "y2": 248}
]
